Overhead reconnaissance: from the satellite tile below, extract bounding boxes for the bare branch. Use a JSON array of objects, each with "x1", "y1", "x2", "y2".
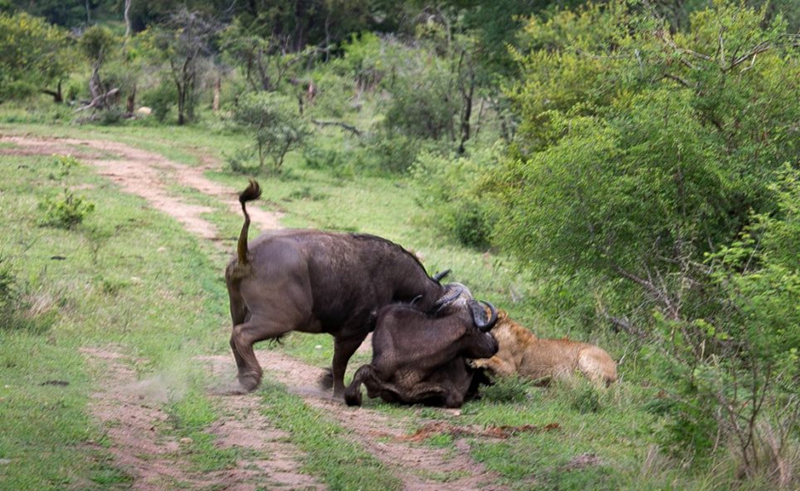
[
  {"x1": 312, "y1": 119, "x2": 363, "y2": 136},
  {"x1": 726, "y1": 41, "x2": 771, "y2": 72}
]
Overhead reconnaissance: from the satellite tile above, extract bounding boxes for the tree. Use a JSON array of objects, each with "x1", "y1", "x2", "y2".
[
  {"x1": 154, "y1": 9, "x2": 220, "y2": 125},
  {"x1": 491, "y1": 0, "x2": 799, "y2": 476},
  {"x1": 78, "y1": 24, "x2": 117, "y2": 110},
  {"x1": 233, "y1": 92, "x2": 311, "y2": 172},
  {"x1": 0, "y1": 12, "x2": 75, "y2": 102}
]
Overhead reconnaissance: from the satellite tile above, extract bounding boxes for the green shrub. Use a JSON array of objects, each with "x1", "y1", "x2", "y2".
[
  {"x1": 233, "y1": 91, "x2": 311, "y2": 172},
  {"x1": 0, "y1": 257, "x2": 15, "y2": 317},
  {"x1": 0, "y1": 257, "x2": 55, "y2": 334},
  {"x1": 38, "y1": 190, "x2": 95, "y2": 229},
  {"x1": 365, "y1": 130, "x2": 423, "y2": 175},
  {"x1": 141, "y1": 79, "x2": 177, "y2": 123},
  {"x1": 411, "y1": 150, "x2": 496, "y2": 248},
  {"x1": 302, "y1": 143, "x2": 345, "y2": 171},
  {"x1": 50, "y1": 154, "x2": 80, "y2": 178},
  {"x1": 223, "y1": 147, "x2": 259, "y2": 175}
]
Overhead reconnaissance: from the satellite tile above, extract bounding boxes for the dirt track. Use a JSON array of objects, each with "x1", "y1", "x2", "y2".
[{"x1": 1, "y1": 135, "x2": 505, "y2": 490}]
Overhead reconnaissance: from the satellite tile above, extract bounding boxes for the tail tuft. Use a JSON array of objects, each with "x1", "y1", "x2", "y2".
[{"x1": 239, "y1": 178, "x2": 262, "y2": 204}]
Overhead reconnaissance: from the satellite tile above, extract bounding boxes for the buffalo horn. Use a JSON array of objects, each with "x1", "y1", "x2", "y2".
[
  {"x1": 471, "y1": 300, "x2": 498, "y2": 332},
  {"x1": 432, "y1": 269, "x2": 451, "y2": 282},
  {"x1": 433, "y1": 284, "x2": 465, "y2": 313}
]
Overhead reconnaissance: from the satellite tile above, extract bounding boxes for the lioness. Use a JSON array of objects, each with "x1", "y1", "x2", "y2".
[{"x1": 471, "y1": 310, "x2": 617, "y2": 386}]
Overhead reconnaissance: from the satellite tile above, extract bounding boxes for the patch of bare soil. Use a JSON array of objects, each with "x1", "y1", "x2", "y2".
[
  {"x1": 81, "y1": 347, "x2": 323, "y2": 491},
  {"x1": 0, "y1": 136, "x2": 283, "y2": 238},
  {"x1": 5, "y1": 134, "x2": 507, "y2": 490}
]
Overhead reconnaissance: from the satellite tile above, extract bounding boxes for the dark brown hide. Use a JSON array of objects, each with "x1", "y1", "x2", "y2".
[
  {"x1": 226, "y1": 180, "x2": 452, "y2": 396},
  {"x1": 344, "y1": 302, "x2": 498, "y2": 408}
]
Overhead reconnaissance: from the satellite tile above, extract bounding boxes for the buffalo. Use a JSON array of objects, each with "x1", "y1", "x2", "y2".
[
  {"x1": 225, "y1": 179, "x2": 463, "y2": 396},
  {"x1": 345, "y1": 288, "x2": 499, "y2": 408}
]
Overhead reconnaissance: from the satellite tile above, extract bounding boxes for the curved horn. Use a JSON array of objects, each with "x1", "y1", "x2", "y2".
[
  {"x1": 432, "y1": 284, "x2": 465, "y2": 313},
  {"x1": 471, "y1": 300, "x2": 498, "y2": 332},
  {"x1": 432, "y1": 269, "x2": 451, "y2": 282}
]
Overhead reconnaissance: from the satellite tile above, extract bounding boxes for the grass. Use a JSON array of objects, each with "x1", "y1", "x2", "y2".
[
  {"x1": 0, "y1": 117, "x2": 788, "y2": 490},
  {"x1": 257, "y1": 381, "x2": 403, "y2": 490}
]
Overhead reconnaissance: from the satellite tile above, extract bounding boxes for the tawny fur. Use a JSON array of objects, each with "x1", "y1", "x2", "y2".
[{"x1": 471, "y1": 310, "x2": 617, "y2": 386}]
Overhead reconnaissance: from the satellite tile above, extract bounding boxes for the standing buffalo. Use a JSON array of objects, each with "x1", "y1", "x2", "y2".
[
  {"x1": 225, "y1": 179, "x2": 459, "y2": 396},
  {"x1": 345, "y1": 289, "x2": 499, "y2": 408}
]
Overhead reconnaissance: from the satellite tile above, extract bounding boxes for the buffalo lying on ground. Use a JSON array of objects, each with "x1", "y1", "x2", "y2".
[
  {"x1": 470, "y1": 310, "x2": 617, "y2": 386},
  {"x1": 225, "y1": 179, "x2": 462, "y2": 396},
  {"x1": 345, "y1": 289, "x2": 499, "y2": 408}
]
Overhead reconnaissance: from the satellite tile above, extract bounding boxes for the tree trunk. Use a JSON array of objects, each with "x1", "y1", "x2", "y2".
[
  {"x1": 126, "y1": 83, "x2": 136, "y2": 114},
  {"x1": 177, "y1": 83, "x2": 186, "y2": 125},
  {"x1": 42, "y1": 81, "x2": 63, "y2": 103},
  {"x1": 213, "y1": 77, "x2": 220, "y2": 112},
  {"x1": 458, "y1": 71, "x2": 475, "y2": 155},
  {"x1": 124, "y1": 0, "x2": 132, "y2": 38}
]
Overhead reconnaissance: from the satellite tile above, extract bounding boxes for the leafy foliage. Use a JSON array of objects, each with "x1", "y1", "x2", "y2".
[
  {"x1": 412, "y1": 150, "x2": 497, "y2": 248},
  {"x1": 490, "y1": 0, "x2": 800, "y2": 478},
  {"x1": 0, "y1": 12, "x2": 74, "y2": 101},
  {"x1": 37, "y1": 155, "x2": 95, "y2": 229},
  {"x1": 232, "y1": 91, "x2": 311, "y2": 172}
]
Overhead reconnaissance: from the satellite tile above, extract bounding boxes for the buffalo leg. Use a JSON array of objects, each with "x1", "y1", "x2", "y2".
[
  {"x1": 344, "y1": 364, "x2": 374, "y2": 406},
  {"x1": 331, "y1": 334, "x2": 367, "y2": 398},
  {"x1": 352, "y1": 368, "x2": 408, "y2": 404},
  {"x1": 230, "y1": 314, "x2": 298, "y2": 393},
  {"x1": 227, "y1": 290, "x2": 249, "y2": 377}
]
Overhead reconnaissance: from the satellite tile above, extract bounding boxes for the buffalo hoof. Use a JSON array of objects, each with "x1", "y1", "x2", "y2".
[
  {"x1": 234, "y1": 372, "x2": 261, "y2": 393},
  {"x1": 216, "y1": 377, "x2": 258, "y2": 395},
  {"x1": 344, "y1": 389, "x2": 362, "y2": 407}
]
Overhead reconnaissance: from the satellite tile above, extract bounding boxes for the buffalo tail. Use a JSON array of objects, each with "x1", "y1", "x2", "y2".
[{"x1": 237, "y1": 179, "x2": 262, "y2": 266}]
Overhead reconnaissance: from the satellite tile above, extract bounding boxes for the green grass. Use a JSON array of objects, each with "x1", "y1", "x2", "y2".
[
  {"x1": 258, "y1": 381, "x2": 403, "y2": 490},
  {"x1": 0, "y1": 120, "x2": 784, "y2": 490}
]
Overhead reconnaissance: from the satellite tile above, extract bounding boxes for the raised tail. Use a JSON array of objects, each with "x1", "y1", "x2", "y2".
[{"x1": 237, "y1": 179, "x2": 262, "y2": 266}]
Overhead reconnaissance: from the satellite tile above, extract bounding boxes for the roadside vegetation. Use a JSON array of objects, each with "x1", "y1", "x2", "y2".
[{"x1": 1, "y1": 0, "x2": 798, "y2": 489}]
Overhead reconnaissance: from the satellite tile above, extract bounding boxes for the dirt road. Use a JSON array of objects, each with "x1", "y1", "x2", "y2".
[{"x1": 1, "y1": 135, "x2": 505, "y2": 491}]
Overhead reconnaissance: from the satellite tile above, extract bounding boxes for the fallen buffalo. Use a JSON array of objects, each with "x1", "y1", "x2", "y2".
[{"x1": 345, "y1": 289, "x2": 499, "y2": 408}]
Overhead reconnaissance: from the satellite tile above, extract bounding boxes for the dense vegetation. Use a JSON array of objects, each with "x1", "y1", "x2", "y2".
[{"x1": 1, "y1": 0, "x2": 798, "y2": 488}]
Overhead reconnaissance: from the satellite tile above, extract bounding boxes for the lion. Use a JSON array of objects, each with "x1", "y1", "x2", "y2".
[{"x1": 471, "y1": 310, "x2": 617, "y2": 386}]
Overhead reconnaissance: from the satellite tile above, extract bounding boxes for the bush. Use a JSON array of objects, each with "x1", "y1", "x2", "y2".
[
  {"x1": 411, "y1": 150, "x2": 496, "y2": 249},
  {"x1": 0, "y1": 257, "x2": 54, "y2": 334},
  {"x1": 141, "y1": 79, "x2": 177, "y2": 123},
  {"x1": 38, "y1": 154, "x2": 95, "y2": 229},
  {"x1": 38, "y1": 190, "x2": 95, "y2": 229},
  {"x1": 362, "y1": 130, "x2": 422, "y2": 175},
  {"x1": 0, "y1": 257, "x2": 15, "y2": 317},
  {"x1": 232, "y1": 91, "x2": 310, "y2": 172}
]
